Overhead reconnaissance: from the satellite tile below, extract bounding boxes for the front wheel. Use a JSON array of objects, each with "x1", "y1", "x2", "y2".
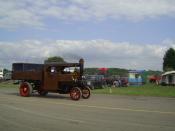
[
  {"x1": 70, "y1": 87, "x2": 82, "y2": 100},
  {"x1": 82, "y1": 86, "x2": 91, "y2": 99}
]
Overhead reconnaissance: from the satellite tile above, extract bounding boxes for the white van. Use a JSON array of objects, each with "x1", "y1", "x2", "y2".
[{"x1": 0, "y1": 68, "x2": 3, "y2": 79}]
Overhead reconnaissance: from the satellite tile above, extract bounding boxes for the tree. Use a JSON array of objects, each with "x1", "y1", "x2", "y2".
[
  {"x1": 44, "y1": 56, "x2": 66, "y2": 63},
  {"x1": 3, "y1": 68, "x2": 10, "y2": 74},
  {"x1": 163, "y1": 48, "x2": 175, "y2": 71}
]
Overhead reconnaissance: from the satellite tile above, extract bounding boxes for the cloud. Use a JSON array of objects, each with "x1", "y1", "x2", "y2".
[
  {"x1": 0, "y1": 1, "x2": 43, "y2": 29},
  {"x1": 0, "y1": 39, "x2": 174, "y2": 70},
  {"x1": 0, "y1": 0, "x2": 175, "y2": 29}
]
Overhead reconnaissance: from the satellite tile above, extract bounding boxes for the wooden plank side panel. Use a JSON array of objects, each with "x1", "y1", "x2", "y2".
[{"x1": 12, "y1": 71, "x2": 42, "y2": 80}]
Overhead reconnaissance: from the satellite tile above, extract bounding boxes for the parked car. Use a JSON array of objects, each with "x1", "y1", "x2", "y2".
[
  {"x1": 3, "y1": 72, "x2": 12, "y2": 80},
  {"x1": 85, "y1": 75, "x2": 106, "y2": 89},
  {"x1": 105, "y1": 76, "x2": 128, "y2": 87}
]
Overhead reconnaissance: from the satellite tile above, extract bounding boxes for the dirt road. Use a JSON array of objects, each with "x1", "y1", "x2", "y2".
[{"x1": 0, "y1": 87, "x2": 175, "y2": 131}]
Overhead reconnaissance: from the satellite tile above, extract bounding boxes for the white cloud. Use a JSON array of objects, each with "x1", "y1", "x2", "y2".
[
  {"x1": 0, "y1": 0, "x2": 175, "y2": 29},
  {"x1": 0, "y1": 39, "x2": 174, "y2": 70},
  {"x1": 0, "y1": 1, "x2": 43, "y2": 29}
]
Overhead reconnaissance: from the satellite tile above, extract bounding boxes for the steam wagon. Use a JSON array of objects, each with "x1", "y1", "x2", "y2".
[{"x1": 12, "y1": 59, "x2": 91, "y2": 100}]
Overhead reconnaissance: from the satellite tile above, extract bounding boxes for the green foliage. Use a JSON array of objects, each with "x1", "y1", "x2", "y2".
[
  {"x1": 44, "y1": 56, "x2": 65, "y2": 63},
  {"x1": 107, "y1": 68, "x2": 128, "y2": 76},
  {"x1": 84, "y1": 68, "x2": 99, "y2": 75},
  {"x1": 3, "y1": 68, "x2": 9, "y2": 74},
  {"x1": 2, "y1": 68, "x2": 11, "y2": 77},
  {"x1": 163, "y1": 48, "x2": 175, "y2": 71}
]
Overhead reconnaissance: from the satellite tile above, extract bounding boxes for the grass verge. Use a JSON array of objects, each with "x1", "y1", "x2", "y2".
[
  {"x1": 1, "y1": 82, "x2": 175, "y2": 97},
  {"x1": 92, "y1": 84, "x2": 175, "y2": 97},
  {"x1": 0, "y1": 81, "x2": 19, "y2": 88}
]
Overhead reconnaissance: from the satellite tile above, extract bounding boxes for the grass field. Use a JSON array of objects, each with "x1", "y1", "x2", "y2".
[
  {"x1": 0, "y1": 81, "x2": 175, "y2": 97},
  {"x1": 0, "y1": 81, "x2": 18, "y2": 88},
  {"x1": 92, "y1": 84, "x2": 175, "y2": 97}
]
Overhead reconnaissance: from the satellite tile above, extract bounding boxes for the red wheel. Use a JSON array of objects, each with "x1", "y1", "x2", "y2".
[
  {"x1": 19, "y1": 82, "x2": 32, "y2": 97},
  {"x1": 82, "y1": 86, "x2": 91, "y2": 99},
  {"x1": 70, "y1": 87, "x2": 82, "y2": 100}
]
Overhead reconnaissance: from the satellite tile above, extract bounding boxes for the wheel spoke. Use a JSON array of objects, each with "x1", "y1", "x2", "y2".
[{"x1": 70, "y1": 87, "x2": 82, "y2": 100}]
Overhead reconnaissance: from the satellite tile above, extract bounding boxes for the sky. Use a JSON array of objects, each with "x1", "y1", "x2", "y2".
[{"x1": 0, "y1": 0, "x2": 175, "y2": 70}]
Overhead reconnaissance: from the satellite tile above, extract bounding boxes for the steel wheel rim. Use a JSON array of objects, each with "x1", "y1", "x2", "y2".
[
  {"x1": 20, "y1": 83, "x2": 29, "y2": 96},
  {"x1": 82, "y1": 86, "x2": 91, "y2": 99},
  {"x1": 71, "y1": 89, "x2": 79, "y2": 99},
  {"x1": 70, "y1": 87, "x2": 81, "y2": 100},
  {"x1": 82, "y1": 89, "x2": 89, "y2": 97}
]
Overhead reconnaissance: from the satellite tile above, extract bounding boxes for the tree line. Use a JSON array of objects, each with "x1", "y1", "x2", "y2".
[{"x1": 163, "y1": 48, "x2": 175, "y2": 71}]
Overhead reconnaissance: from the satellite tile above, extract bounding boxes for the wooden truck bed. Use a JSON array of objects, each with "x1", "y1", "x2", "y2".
[{"x1": 12, "y1": 63, "x2": 43, "y2": 81}]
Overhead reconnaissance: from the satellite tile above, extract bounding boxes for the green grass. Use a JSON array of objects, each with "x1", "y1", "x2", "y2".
[
  {"x1": 92, "y1": 84, "x2": 175, "y2": 97},
  {"x1": 0, "y1": 82, "x2": 175, "y2": 97},
  {"x1": 0, "y1": 81, "x2": 19, "y2": 88}
]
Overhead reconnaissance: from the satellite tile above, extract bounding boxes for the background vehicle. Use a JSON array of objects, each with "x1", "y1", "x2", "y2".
[
  {"x1": 105, "y1": 75, "x2": 128, "y2": 87},
  {"x1": 85, "y1": 75, "x2": 128, "y2": 89},
  {"x1": 0, "y1": 68, "x2": 3, "y2": 79},
  {"x1": 3, "y1": 72, "x2": 12, "y2": 80},
  {"x1": 128, "y1": 70, "x2": 144, "y2": 86},
  {"x1": 85, "y1": 75, "x2": 106, "y2": 89},
  {"x1": 160, "y1": 71, "x2": 175, "y2": 86},
  {"x1": 148, "y1": 75, "x2": 161, "y2": 85},
  {"x1": 12, "y1": 59, "x2": 90, "y2": 100}
]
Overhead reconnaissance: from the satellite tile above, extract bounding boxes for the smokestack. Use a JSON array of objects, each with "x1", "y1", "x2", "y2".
[{"x1": 79, "y1": 58, "x2": 84, "y2": 76}]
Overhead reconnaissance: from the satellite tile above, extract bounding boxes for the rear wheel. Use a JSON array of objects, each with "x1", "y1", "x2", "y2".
[
  {"x1": 82, "y1": 86, "x2": 91, "y2": 99},
  {"x1": 70, "y1": 87, "x2": 82, "y2": 100},
  {"x1": 19, "y1": 82, "x2": 32, "y2": 97}
]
